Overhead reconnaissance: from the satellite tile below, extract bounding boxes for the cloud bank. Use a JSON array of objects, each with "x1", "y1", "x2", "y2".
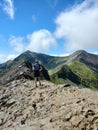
[
  {"x1": 55, "y1": 0, "x2": 98, "y2": 52},
  {"x1": 8, "y1": 29, "x2": 56, "y2": 54}
]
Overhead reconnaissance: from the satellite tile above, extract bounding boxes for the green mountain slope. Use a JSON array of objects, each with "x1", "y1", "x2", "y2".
[
  {"x1": 50, "y1": 64, "x2": 80, "y2": 85},
  {"x1": 70, "y1": 61, "x2": 98, "y2": 89},
  {"x1": 50, "y1": 60, "x2": 98, "y2": 89}
]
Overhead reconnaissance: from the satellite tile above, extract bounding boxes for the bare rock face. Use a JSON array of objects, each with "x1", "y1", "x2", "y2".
[
  {"x1": 0, "y1": 80, "x2": 98, "y2": 130},
  {"x1": 0, "y1": 60, "x2": 33, "y2": 84}
]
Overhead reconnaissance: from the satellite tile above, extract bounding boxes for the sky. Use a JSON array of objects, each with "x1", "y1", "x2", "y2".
[{"x1": 0, "y1": 0, "x2": 98, "y2": 63}]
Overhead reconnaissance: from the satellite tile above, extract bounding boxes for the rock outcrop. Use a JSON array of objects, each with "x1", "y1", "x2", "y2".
[
  {"x1": 0, "y1": 79, "x2": 98, "y2": 130},
  {"x1": 0, "y1": 60, "x2": 33, "y2": 84},
  {"x1": 0, "y1": 60, "x2": 50, "y2": 84}
]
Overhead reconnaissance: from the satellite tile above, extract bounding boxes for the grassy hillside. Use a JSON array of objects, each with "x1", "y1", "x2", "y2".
[
  {"x1": 69, "y1": 61, "x2": 98, "y2": 89},
  {"x1": 50, "y1": 64, "x2": 80, "y2": 85},
  {"x1": 50, "y1": 60, "x2": 98, "y2": 89}
]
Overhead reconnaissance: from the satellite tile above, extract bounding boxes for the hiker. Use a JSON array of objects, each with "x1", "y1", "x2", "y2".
[{"x1": 32, "y1": 60, "x2": 42, "y2": 87}]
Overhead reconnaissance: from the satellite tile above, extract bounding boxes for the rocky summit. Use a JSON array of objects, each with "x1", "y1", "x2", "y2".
[{"x1": 0, "y1": 79, "x2": 98, "y2": 130}]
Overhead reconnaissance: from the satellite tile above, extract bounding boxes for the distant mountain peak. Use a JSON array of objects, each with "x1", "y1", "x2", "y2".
[{"x1": 73, "y1": 50, "x2": 87, "y2": 56}]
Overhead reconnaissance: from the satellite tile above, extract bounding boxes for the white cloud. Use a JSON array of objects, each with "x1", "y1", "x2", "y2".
[
  {"x1": 7, "y1": 54, "x2": 17, "y2": 60},
  {"x1": 55, "y1": 0, "x2": 98, "y2": 52},
  {"x1": 27, "y1": 29, "x2": 57, "y2": 52},
  {"x1": 0, "y1": 54, "x2": 17, "y2": 63},
  {"x1": 3, "y1": 0, "x2": 14, "y2": 19},
  {"x1": 9, "y1": 36, "x2": 25, "y2": 52},
  {"x1": 7, "y1": 29, "x2": 57, "y2": 54},
  {"x1": 50, "y1": 52, "x2": 70, "y2": 57}
]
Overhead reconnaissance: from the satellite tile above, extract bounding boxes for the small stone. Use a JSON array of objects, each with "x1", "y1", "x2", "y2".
[
  {"x1": 21, "y1": 117, "x2": 25, "y2": 125},
  {"x1": 65, "y1": 112, "x2": 72, "y2": 121},
  {"x1": 32, "y1": 102, "x2": 37, "y2": 110},
  {"x1": 63, "y1": 84, "x2": 70, "y2": 87},
  {"x1": 70, "y1": 115, "x2": 83, "y2": 127},
  {"x1": 85, "y1": 110, "x2": 95, "y2": 118}
]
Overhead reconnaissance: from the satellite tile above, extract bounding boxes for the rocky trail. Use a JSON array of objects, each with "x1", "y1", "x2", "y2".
[{"x1": 0, "y1": 79, "x2": 98, "y2": 130}]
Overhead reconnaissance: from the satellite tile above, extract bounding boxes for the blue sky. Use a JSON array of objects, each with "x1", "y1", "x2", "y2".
[{"x1": 0, "y1": 0, "x2": 98, "y2": 63}]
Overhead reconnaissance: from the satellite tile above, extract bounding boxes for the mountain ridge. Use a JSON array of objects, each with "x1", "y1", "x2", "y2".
[
  {"x1": 1, "y1": 50, "x2": 98, "y2": 71},
  {"x1": 0, "y1": 50, "x2": 98, "y2": 88}
]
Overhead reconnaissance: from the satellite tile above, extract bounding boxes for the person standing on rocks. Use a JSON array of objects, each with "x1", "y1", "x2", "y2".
[{"x1": 32, "y1": 60, "x2": 42, "y2": 87}]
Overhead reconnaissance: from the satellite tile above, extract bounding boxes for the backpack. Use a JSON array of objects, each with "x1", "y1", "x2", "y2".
[{"x1": 34, "y1": 63, "x2": 40, "y2": 71}]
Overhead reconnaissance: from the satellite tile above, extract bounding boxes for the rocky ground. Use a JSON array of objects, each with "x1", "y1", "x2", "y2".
[{"x1": 0, "y1": 79, "x2": 98, "y2": 130}]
